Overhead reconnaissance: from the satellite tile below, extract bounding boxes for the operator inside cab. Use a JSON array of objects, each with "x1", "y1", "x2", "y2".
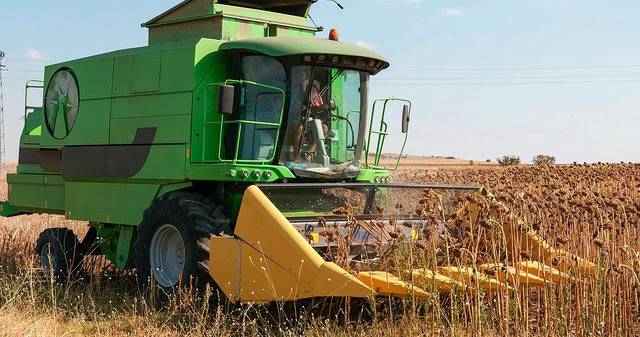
[{"x1": 283, "y1": 67, "x2": 333, "y2": 166}]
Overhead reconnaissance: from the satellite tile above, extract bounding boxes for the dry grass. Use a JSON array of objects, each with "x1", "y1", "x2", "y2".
[{"x1": 0, "y1": 164, "x2": 639, "y2": 336}]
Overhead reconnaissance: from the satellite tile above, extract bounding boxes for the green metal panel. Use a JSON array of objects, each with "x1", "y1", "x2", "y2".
[
  {"x1": 114, "y1": 225, "x2": 135, "y2": 268},
  {"x1": 66, "y1": 182, "x2": 110, "y2": 222},
  {"x1": 108, "y1": 183, "x2": 162, "y2": 225},
  {"x1": 66, "y1": 182, "x2": 165, "y2": 225},
  {"x1": 192, "y1": 40, "x2": 228, "y2": 163},
  {"x1": 111, "y1": 92, "x2": 193, "y2": 119},
  {"x1": 42, "y1": 56, "x2": 114, "y2": 101},
  {"x1": 16, "y1": 164, "x2": 46, "y2": 175},
  {"x1": 44, "y1": 174, "x2": 65, "y2": 211},
  {"x1": 22, "y1": 108, "x2": 42, "y2": 144},
  {"x1": 96, "y1": 225, "x2": 117, "y2": 264},
  {"x1": 7, "y1": 174, "x2": 45, "y2": 210},
  {"x1": 158, "y1": 48, "x2": 199, "y2": 92},
  {"x1": 76, "y1": 57, "x2": 115, "y2": 100},
  {"x1": 0, "y1": 201, "x2": 22, "y2": 217},
  {"x1": 111, "y1": 41, "x2": 198, "y2": 97},
  {"x1": 132, "y1": 145, "x2": 188, "y2": 181},
  {"x1": 188, "y1": 163, "x2": 294, "y2": 182},
  {"x1": 356, "y1": 169, "x2": 390, "y2": 183},
  {"x1": 110, "y1": 115, "x2": 192, "y2": 144},
  {"x1": 111, "y1": 55, "x2": 133, "y2": 97},
  {"x1": 26, "y1": 125, "x2": 42, "y2": 136},
  {"x1": 59, "y1": 99, "x2": 112, "y2": 145},
  {"x1": 193, "y1": 39, "x2": 226, "y2": 82},
  {"x1": 198, "y1": 82, "x2": 223, "y2": 161},
  {"x1": 131, "y1": 54, "x2": 161, "y2": 94}
]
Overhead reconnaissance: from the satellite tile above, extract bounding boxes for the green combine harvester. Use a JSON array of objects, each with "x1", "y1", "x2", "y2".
[
  {"x1": 4, "y1": 0, "x2": 592, "y2": 303},
  {"x1": 3, "y1": 0, "x2": 423, "y2": 301}
]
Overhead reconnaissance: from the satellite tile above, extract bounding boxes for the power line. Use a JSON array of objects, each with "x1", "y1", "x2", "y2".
[
  {"x1": 374, "y1": 73, "x2": 640, "y2": 81},
  {"x1": 4, "y1": 69, "x2": 44, "y2": 73},
  {"x1": 5, "y1": 57, "x2": 52, "y2": 63},
  {"x1": 387, "y1": 64, "x2": 640, "y2": 72},
  {"x1": 372, "y1": 79, "x2": 640, "y2": 87},
  {"x1": 3, "y1": 76, "x2": 44, "y2": 80}
]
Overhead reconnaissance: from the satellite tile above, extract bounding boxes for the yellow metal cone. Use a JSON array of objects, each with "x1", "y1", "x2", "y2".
[
  {"x1": 514, "y1": 261, "x2": 571, "y2": 284},
  {"x1": 210, "y1": 186, "x2": 376, "y2": 303},
  {"x1": 478, "y1": 263, "x2": 546, "y2": 287},
  {"x1": 438, "y1": 266, "x2": 512, "y2": 292},
  {"x1": 356, "y1": 271, "x2": 432, "y2": 300},
  {"x1": 404, "y1": 268, "x2": 467, "y2": 292}
]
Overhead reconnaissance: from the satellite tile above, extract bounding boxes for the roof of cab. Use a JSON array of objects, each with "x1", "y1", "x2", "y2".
[{"x1": 220, "y1": 36, "x2": 390, "y2": 73}]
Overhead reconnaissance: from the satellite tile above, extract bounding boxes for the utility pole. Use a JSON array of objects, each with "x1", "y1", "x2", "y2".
[{"x1": 0, "y1": 51, "x2": 5, "y2": 174}]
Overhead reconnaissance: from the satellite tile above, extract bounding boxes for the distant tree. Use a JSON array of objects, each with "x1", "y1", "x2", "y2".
[
  {"x1": 497, "y1": 155, "x2": 521, "y2": 166},
  {"x1": 533, "y1": 154, "x2": 556, "y2": 166}
]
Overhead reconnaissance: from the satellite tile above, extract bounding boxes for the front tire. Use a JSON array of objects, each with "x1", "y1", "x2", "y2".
[{"x1": 134, "y1": 191, "x2": 227, "y2": 298}]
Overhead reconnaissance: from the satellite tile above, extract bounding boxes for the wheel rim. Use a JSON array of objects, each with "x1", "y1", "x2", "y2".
[
  {"x1": 149, "y1": 224, "x2": 186, "y2": 288},
  {"x1": 39, "y1": 243, "x2": 53, "y2": 275}
]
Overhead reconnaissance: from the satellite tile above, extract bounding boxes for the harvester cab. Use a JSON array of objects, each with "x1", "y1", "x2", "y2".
[
  {"x1": 215, "y1": 37, "x2": 394, "y2": 180},
  {"x1": 1, "y1": 0, "x2": 597, "y2": 306}
]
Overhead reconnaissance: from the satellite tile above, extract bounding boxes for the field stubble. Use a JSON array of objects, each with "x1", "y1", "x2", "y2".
[{"x1": 0, "y1": 163, "x2": 639, "y2": 336}]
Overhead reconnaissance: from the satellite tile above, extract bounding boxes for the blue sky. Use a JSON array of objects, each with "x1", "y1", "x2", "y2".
[{"x1": 1, "y1": 0, "x2": 639, "y2": 163}]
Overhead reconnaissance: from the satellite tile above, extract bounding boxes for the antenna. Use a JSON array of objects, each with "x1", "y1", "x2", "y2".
[
  {"x1": 0, "y1": 51, "x2": 6, "y2": 174},
  {"x1": 328, "y1": 0, "x2": 344, "y2": 10}
]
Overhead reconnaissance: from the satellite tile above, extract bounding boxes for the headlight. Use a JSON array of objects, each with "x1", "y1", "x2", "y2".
[{"x1": 252, "y1": 171, "x2": 261, "y2": 179}]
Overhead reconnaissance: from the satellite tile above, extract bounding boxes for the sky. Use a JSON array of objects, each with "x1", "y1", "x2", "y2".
[{"x1": 1, "y1": 0, "x2": 639, "y2": 163}]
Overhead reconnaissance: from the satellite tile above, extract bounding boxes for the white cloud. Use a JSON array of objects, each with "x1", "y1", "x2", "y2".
[
  {"x1": 24, "y1": 48, "x2": 48, "y2": 61},
  {"x1": 356, "y1": 40, "x2": 377, "y2": 50},
  {"x1": 442, "y1": 8, "x2": 466, "y2": 17}
]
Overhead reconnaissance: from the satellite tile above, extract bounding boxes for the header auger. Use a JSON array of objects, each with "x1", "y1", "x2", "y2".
[{"x1": 0, "y1": 0, "x2": 596, "y2": 308}]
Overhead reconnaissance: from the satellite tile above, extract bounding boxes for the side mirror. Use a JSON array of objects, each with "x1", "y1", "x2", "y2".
[
  {"x1": 218, "y1": 84, "x2": 235, "y2": 115},
  {"x1": 401, "y1": 104, "x2": 410, "y2": 133}
]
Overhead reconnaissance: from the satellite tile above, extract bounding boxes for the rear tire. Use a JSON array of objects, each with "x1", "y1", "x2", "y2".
[
  {"x1": 35, "y1": 228, "x2": 83, "y2": 284},
  {"x1": 134, "y1": 191, "x2": 228, "y2": 300}
]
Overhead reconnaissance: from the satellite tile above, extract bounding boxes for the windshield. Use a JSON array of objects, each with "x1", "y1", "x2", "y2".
[{"x1": 280, "y1": 66, "x2": 369, "y2": 178}]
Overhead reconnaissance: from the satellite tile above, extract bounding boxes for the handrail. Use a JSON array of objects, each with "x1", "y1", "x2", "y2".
[
  {"x1": 202, "y1": 79, "x2": 285, "y2": 165},
  {"x1": 365, "y1": 97, "x2": 412, "y2": 171},
  {"x1": 24, "y1": 80, "x2": 44, "y2": 120}
]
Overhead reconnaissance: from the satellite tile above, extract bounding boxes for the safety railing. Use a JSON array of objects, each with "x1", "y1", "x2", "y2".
[
  {"x1": 365, "y1": 98, "x2": 411, "y2": 170},
  {"x1": 24, "y1": 80, "x2": 43, "y2": 118},
  {"x1": 202, "y1": 79, "x2": 285, "y2": 165},
  {"x1": 24, "y1": 80, "x2": 44, "y2": 136}
]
